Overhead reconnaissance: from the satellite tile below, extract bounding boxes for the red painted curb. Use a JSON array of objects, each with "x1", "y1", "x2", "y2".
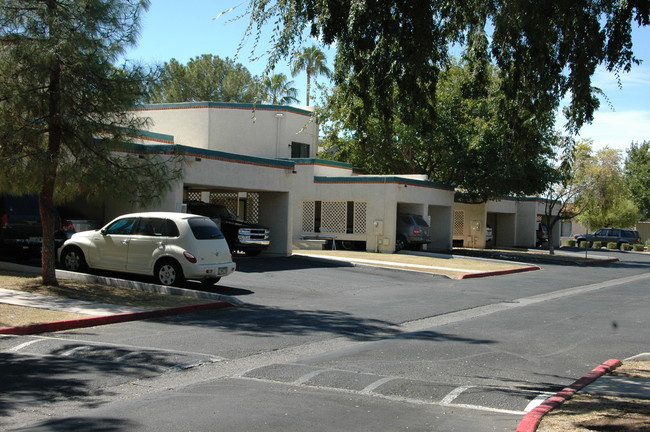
[
  {"x1": 516, "y1": 358, "x2": 622, "y2": 432},
  {"x1": 0, "y1": 301, "x2": 234, "y2": 335},
  {"x1": 460, "y1": 266, "x2": 540, "y2": 279}
]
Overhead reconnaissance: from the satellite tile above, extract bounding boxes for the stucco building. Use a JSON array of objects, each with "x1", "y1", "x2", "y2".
[{"x1": 86, "y1": 101, "x2": 559, "y2": 255}]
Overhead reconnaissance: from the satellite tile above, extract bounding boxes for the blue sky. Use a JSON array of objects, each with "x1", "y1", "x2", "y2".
[{"x1": 125, "y1": 1, "x2": 650, "y2": 154}]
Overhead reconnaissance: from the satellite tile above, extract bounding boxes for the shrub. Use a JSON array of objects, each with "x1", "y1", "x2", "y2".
[
  {"x1": 567, "y1": 239, "x2": 576, "y2": 247},
  {"x1": 621, "y1": 243, "x2": 632, "y2": 251},
  {"x1": 607, "y1": 242, "x2": 618, "y2": 249},
  {"x1": 592, "y1": 241, "x2": 602, "y2": 249},
  {"x1": 580, "y1": 241, "x2": 591, "y2": 248},
  {"x1": 632, "y1": 244, "x2": 645, "y2": 252}
]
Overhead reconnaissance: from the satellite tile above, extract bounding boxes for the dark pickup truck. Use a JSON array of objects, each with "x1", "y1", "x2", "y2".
[{"x1": 185, "y1": 200, "x2": 270, "y2": 256}]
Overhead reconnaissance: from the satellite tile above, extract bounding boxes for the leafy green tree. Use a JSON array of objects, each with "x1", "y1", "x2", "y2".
[
  {"x1": 0, "y1": 0, "x2": 184, "y2": 285},
  {"x1": 625, "y1": 141, "x2": 650, "y2": 219},
  {"x1": 574, "y1": 143, "x2": 639, "y2": 230},
  {"x1": 147, "y1": 54, "x2": 259, "y2": 103},
  {"x1": 540, "y1": 137, "x2": 593, "y2": 254},
  {"x1": 291, "y1": 45, "x2": 331, "y2": 106},
  {"x1": 242, "y1": 0, "x2": 649, "y2": 192},
  {"x1": 261, "y1": 73, "x2": 299, "y2": 105},
  {"x1": 318, "y1": 60, "x2": 558, "y2": 201}
]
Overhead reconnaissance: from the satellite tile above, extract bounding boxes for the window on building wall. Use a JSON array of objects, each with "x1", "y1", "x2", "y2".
[{"x1": 291, "y1": 142, "x2": 310, "y2": 158}]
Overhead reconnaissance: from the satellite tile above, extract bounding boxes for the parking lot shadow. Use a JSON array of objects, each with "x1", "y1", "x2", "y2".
[{"x1": 154, "y1": 304, "x2": 497, "y2": 344}]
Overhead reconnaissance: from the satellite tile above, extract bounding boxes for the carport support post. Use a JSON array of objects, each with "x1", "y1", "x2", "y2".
[{"x1": 258, "y1": 192, "x2": 291, "y2": 256}]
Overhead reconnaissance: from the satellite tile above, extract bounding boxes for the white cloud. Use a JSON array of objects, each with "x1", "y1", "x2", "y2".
[{"x1": 575, "y1": 109, "x2": 650, "y2": 152}]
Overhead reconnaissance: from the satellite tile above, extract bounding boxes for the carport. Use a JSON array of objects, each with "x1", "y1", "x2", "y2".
[{"x1": 486, "y1": 199, "x2": 518, "y2": 248}]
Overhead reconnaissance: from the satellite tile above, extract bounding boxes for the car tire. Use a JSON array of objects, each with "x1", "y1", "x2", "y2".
[
  {"x1": 395, "y1": 236, "x2": 407, "y2": 253},
  {"x1": 61, "y1": 246, "x2": 87, "y2": 272},
  {"x1": 339, "y1": 240, "x2": 355, "y2": 250},
  {"x1": 155, "y1": 259, "x2": 185, "y2": 286}
]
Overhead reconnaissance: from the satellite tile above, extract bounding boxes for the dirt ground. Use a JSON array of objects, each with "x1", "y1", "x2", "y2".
[
  {"x1": 0, "y1": 270, "x2": 208, "y2": 328},
  {"x1": 538, "y1": 361, "x2": 650, "y2": 431}
]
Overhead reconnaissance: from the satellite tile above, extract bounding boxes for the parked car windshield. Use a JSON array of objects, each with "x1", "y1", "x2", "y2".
[{"x1": 187, "y1": 217, "x2": 225, "y2": 240}]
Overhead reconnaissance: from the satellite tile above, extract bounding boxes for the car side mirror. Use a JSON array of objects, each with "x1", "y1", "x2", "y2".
[{"x1": 100, "y1": 228, "x2": 107, "y2": 235}]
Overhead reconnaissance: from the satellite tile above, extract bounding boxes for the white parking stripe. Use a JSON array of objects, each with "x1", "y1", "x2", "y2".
[
  {"x1": 8, "y1": 338, "x2": 45, "y2": 352},
  {"x1": 293, "y1": 369, "x2": 327, "y2": 385},
  {"x1": 440, "y1": 386, "x2": 473, "y2": 404},
  {"x1": 61, "y1": 346, "x2": 88, "y2": 357},
  {"x1": 524, "y1": 392, "x2": 555, "y2": 412},
  {"x1": 361, "y1": 377, "x2": 396, "y2": 394}
]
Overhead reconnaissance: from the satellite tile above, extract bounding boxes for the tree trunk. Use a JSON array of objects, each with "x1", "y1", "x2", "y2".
[
  {"x1": 306, "y1": 69, "x2": 311, "y2": 106},
  {"x1": 39, "y1": 187, "x2": 58, "y2": 286},
  {"x1": 41, "y1": 2, "x2": 62, "y2": 286},
  {"x1": 547, "y1": 217, "x2": 560, "y2": 256}
]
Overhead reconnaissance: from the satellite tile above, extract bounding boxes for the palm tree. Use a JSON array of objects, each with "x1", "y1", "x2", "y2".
[
  {"x1": 261, "y1": 74, "x2": 299, "y2": 105},
  {"x1": 291, "y1": 46, "x2": 331, "y2": 106}
]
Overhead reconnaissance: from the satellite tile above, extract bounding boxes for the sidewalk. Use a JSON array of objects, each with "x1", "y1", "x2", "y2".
[
  {"x1": 293, "y1": 249, "x2": 542, "y2": 278},
  {"x1": 0, "y1": 287, "x2": 146, "y2": 316},
  {"x1": 0, "y1": 261, "x2": 242, "y2": 335}
]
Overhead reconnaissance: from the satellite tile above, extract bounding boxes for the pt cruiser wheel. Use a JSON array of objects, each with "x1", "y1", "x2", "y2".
[
  {"x1": 61, "y1": 247, "x2": 87, "y2": 272},
  {"x1": 155, "y1": 260, "x2": 185, "y2": 286}
]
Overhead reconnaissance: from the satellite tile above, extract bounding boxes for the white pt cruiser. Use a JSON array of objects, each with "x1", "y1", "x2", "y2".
[{"x1": 59, "y1": 212, "x2": 236, "y2": 286}]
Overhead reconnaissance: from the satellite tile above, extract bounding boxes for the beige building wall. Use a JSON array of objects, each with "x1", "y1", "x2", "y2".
[
  {"x1": 121, "y1": 102, "x2": 556, "y2": 256},
  {"x1": 135, "y1": 103, "x2": 318, "y2": 159},
  {"x1": 453, "y1": 203, "x2": 488, "y2": 249}
]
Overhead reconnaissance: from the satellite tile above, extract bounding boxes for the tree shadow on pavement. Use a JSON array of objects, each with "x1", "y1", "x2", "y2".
[
  {"x1": 154, "y1": 304, "x2": 497, "y2": 344},
  {"x1": 11, "y1": 417, "x2": 138, "y2": 431},
  {"x1": 0, "y1": 345, "x2": 179, "y2": 424},
  {"x1": 0, "y1": 353, "x2": 114, "y2": 421}
]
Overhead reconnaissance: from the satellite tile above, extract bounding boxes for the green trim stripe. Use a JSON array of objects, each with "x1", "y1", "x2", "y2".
[
  {"x1": 314, "y1": 176, "x2": 455, "y2": 191},
  {"x1": 290, "y1": 158, "x2": 354, "y2": 169},
  {"x1": 111, "y1": 142, "x2": 295, "y2": 170},
  {"x1": 136, "y1": 101, "x2": 313, "y2": 116},
  {"x1": 128, "y1": 129, "x2": 175, "y2": 144}
]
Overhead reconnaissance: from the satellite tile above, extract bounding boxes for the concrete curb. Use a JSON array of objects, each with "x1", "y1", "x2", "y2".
[
  {"x1": 294, "y1": 253, "x2": 540, "y2": 279},
  {"x1": 0, "y1": 261, "x2": 244, "y2": 305},
  {"x1": 0, "y1": 301, "x2": 234, "y2": 335},
  {"x1": 453, "y1": 248, "x2": 621, "y2": 266},
  {"x1": 460, "y1": 265, "x2": 540, "y2": 279},
  {"x1": 516, "y1": 358, "x2": 622, "y2": 432},
  {"x1": 582, "y1": 257, "x2": 620, "y2": 265}
]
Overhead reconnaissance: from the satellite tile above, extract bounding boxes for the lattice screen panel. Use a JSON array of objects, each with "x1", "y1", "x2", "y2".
[
  {"x1": 245, "y1": 193, "x2": 260, "y2": 223},
  {"x1": 353, "y1": 202, "x2": 367, "y2": 234},
  {"x1": 186, "y1": 191, "x2": 202, "y2": 201},
  {"x1": 209, "y1": 192, "x2": 238, "y2": 214},
  {"x1": 321, "y1": 201, "x2": 347, "y2": 234},
  {"x1": 302, "y1": 201, "x2": 315, "y2": 232},
  {"x1": 454, "y1": 210, "x2": 465, "y2": 235}
]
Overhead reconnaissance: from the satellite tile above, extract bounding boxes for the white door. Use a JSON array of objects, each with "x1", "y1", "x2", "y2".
[
  {"x1": 93, "y1": 217, "x2": 137, "y2": 271},
  {"x1": 126, "y1": 217, "x2": 167, "y2": 274}
]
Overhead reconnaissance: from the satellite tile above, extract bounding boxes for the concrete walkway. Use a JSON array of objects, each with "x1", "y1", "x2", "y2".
[{"x1": 0, "y1": 287, "x2": 146, "y2": 316}]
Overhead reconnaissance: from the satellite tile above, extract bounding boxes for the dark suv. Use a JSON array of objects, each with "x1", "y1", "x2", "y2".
[
  {"x1": 395, "y1": 213, "x2": 431, "y2": 252},
  {"x1": 574, "y1": 228, "x2": 641, "y2": 248},
  {"x1": 0, "y1": 195, "x2": 75, "y2": 257}
]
